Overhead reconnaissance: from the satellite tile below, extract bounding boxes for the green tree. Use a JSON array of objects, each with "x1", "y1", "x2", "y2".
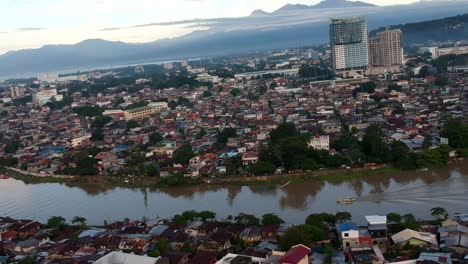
[
  {"x1": 234, "y1": 213, "x2": 260, "y2": 226},
  {"x1": 91, "y1": 128, "x2": 104, "y2": 141},
  {"x1": 202, "y1": 91, "x2": 212, "y2": 98},
  {"x1": 362, "y1": 126, "x2": 391, "y2": 163},
  {"x1": 91, "y1": 115, "x2": 112, "y2": 129},
  {"x1": 148, "y1": 239, "x2": 170, "y2": 257},
  {"x1": 224, "y1": 156, "x2": 243, "y2": 176},
  {"x1": 4, "y1": 140, "x2": 21, "y2": 154},
  {"x1": 353, "y1": 82, "x2": 376, "y2": 97},
  {"x1": 73, "y1": 105, "x2": 103, "y2": 117},
  {"x1": 218, "y1": 128, "x2": 237, "y2": 144},
  {"x1": 430, "y1": 207, "x2": 448, "y2": 221},
  {"x1": 72, "y1": 216, "x2": 87, "y2": 228},
  {"x1": 402, "y1": 214, "x2": 420, "y2": 230},
  {"x1": 423, "y1": 134, "x2": 432, "y2": 149},
  {"x1": 299, "y1": 63, "x2": 327, "y2": 78},
  {"x1": 230, "y1": 88, "x2": 241, "y2": 97},
  {"x1": 441, "y1": 119, "x2": 468, "y2": 149},
  {"x1": 434, "y1": 75, "x2": 449, "y2": 86},
  {"x1": 198, "y1": 211, "x2": 216, "y2": 221},
  {"x1": 335, "y1": 212, "x2": 352, "y2": 223},
  {"x1": 126, "y1": 120, "x2": 141, "y2": 130},
  {"x1": 387, "y1": 213, "x2": 402, "y2": 224},
  {"x1": 173, "y1": 144, "x2": 194, "y2": 165},
  {"x1": 261, "y1": 213, "x2": 285, "y2": 225},
  {"x1": 391, "y1": 141, "x2": 415, "y2": 169},
  {"x1": 115, "y1": 96, "x2": 125, "y2": 105},
  {"x1": 249, "y1": 161, "x2": 276, "y2": 175},
  {"x1": 279, "y1": 225, "x2": 313, "y2": 250},
  {"x1": 18, "y1": 256, "x2": 36, "y2": 264},
  {"x1": 149, "y1": 132, "x2": 163, "y2": 145},
  {"x1": 47, "y1": 216, "x2": 66, "y2": 229},
  {"x1": 47, "y1": 216, "x2": 67, "y2": 237},
  {"x1": 269, "y1": 123, "x2": 298, "y2": 145}
]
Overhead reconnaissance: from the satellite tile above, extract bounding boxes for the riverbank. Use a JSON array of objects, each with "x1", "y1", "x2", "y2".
[
  {"x1": 5, "y1": 159, "x2": 468, "y2": 190},
  {"x1": 2, "y1": 164, "x2": 401, "y2": 190}
]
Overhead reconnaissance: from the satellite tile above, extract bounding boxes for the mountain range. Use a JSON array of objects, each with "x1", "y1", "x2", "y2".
[
  {"x1": 1, "y1": 0, "x2": 468, "y2": 78},
  {"x1": 251, "y1": 0, "x2": 376, "y2": 15},
  {"x1": 370, "y1": 14, "x2": 468, "y2": 45}
]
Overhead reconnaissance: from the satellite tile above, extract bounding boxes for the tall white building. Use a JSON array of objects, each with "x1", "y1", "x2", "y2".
[
  {"x1": 330, "y1": 17, "x2": 369, "y2": 77},
  {"x1": 10, "y1": 86, "x2": 25, "y2": 99}
]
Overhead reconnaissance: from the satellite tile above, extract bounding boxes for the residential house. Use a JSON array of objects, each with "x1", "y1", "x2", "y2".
[
  {"x1": 277, "y1": 244, "x2": 311, "y2": 264},
  {"x1": 337, "y1": 223, "x2": 360, "y2": 249},
  {"x1": 17, "y1": 221, "x2": 41, "y2": 239},
  {"x1": 308, "y1": 135, "x2": 330, "y2": 150},
  {"x1": 365, "y1": 215, "x2": 388, "y2": 252},
  {"x1": 242, "y1": 152, "x2": 258, "y2": 166},
  {"x1": 95, "y1": 152, "x2": 118, "y2": 172},
  {"x1": 391, "y1": 229, "x2": 438, "y2": 248},
  {"x1": 14, "y1": 238, "x2": 39, "y2": 253},
  {"x1": 240, "y1": 227, "x2": 262, "y2": 243},
  {"x1": 195, "y1": 229, "x2": 231, "y2": 252}
]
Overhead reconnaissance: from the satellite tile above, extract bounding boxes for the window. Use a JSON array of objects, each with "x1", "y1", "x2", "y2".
[{"x1": 344, "y1": 233, "x2": 349, "y2": 237}]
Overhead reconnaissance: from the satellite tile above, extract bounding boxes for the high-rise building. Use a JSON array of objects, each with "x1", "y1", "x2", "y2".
[
  {"x1": 369, "y1": 29, "x2": 403, "y2": 68},
  {"x1": 330, "y1": 17, "x2": 369, "y2": 76},
  {"x1": 10, "y1": 86, "x2": 25, "y2": 99}
]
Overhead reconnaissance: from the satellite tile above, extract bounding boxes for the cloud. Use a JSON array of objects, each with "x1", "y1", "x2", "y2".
[
  {"x1": 99, "y1": 27, "x2": 124, "y2": 31},
  {"x1": 16, "y1": 28, "x2": 43, "y2": 32}
]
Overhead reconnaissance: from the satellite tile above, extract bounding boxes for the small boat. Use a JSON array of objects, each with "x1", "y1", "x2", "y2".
[
  {"x1": 280, "y1": 181, "x2": 291, "y2": 188},
  {"x1": 337, "y1": 197, "x2": 356, "y2": 204}
]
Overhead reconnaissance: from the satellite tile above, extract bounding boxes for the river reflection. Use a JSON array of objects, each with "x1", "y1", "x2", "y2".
[{"x1": 0, "y1": 161, "x2": 467, "y2": 225}]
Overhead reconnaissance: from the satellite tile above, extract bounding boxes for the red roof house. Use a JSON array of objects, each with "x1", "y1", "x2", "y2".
[{"x1": 280, "y1": 244, "x2": 311, "y2": 264}]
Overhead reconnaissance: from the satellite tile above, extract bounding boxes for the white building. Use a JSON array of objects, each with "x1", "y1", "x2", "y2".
[
  {"x1": 148, "y1": 102, "x2": 169, "y2": 112},
  {"x1": 308, "y1": 135, "x2": 330, "y2": 150},
  {"x1": 196, "y1": 73, "x2": 220, "y2": 83},
  {"x1": 10, "y1": 86, "x2": 25, "y2": 99},
  {"x1": 32, "y1": 89, "x2": 63, "y2": 106},
  {"x1": 37, "y1": 73, "x2": 59, "y2": 83}
]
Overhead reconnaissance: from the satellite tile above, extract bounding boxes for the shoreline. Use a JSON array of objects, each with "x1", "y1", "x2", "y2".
[
  {"x1": 2, "y1": 165, "x2": 401, "y2": 189},
  {"x1": 2, "y1": 160, "x2": 465, "y2": 190}
]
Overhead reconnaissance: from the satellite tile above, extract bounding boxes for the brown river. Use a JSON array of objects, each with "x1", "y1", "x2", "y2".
[{"x1": 1, "y1": 161, "x2": 468, "y2": 225}]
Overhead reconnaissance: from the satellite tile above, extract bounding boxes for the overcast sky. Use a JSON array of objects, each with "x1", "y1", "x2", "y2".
[{"x1": 0, "y1": 0, "x2": 419, "y2": 54}]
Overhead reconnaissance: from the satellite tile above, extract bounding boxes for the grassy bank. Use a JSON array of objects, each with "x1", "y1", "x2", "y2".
[
  {"x1": 5, "y1": 166, "x2": 402, "y2": 189},
  {"x1": 217, "y1": 167, "x2": 402, "y2": 187}
]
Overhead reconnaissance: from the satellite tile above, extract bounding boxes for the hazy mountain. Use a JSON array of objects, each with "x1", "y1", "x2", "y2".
[
  {"x1": 371, "y1": 14, "x2": 468, "y2": 45},
  {"x1": 1, "y1": 0, "x2": 467, "y2": 77},
  {"x1": 275, "y1": 0, "x2": 376, "y2": 12},
  {"x1": 250, "y1": 9, "x2": 270, "y2": 16}
]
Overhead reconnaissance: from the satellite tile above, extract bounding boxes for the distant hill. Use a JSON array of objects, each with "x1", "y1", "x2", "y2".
[
  {"x1": 250, "y1": 9, "x2": 270, "y2": 16},
  {"x1": 370, "y1": 14, "x2": 468, "y2": 45},
  {"x1": 275, "y1": 0, "x2": 376, "y2": 12}
]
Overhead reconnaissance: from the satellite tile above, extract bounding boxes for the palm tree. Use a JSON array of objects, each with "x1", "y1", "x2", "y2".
[
  {"x1": 431, "y1": 207, "x2": 448, "y2": 221},
  {"x1": 72, "y1": 216, "x2": 87, "y2": 228}
]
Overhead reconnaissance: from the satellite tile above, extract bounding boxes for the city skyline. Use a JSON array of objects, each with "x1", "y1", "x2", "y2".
[{"x1": 0, "y1": 0, "x2": 420, "y2": 55}]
